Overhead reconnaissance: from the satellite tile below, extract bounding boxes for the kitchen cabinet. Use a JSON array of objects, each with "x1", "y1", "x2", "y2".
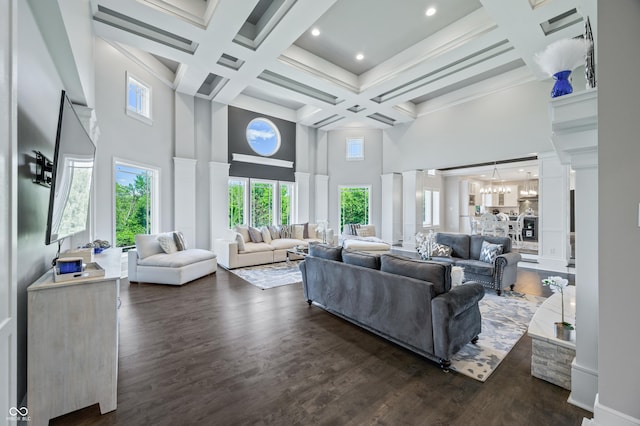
[{"x1": 482, "y1": 185, "x2": 518, "y2": 207}]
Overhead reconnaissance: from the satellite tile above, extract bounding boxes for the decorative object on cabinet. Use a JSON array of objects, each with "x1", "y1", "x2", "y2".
[
  {"x1": 534, "y1": 38, "x2": 591, "y2": 98},
  {"x1": 541, "y1": 276, "x2": 574, "y2": 340},
  {"x1": 585, "y1": 17, "x2": 596, "y2": 89}
]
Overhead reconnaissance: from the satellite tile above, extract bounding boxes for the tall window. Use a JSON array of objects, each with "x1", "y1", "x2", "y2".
[
  {"x1": 280, "y1": 182, "x2": 294, "y2": 225},
  {"x1": 423, "y1": 189, "x2": 440, "y2": 227},
  {"x1": 228, "y1": 178, "x2": 247, "y2": 228},
  {"x1": 228, "y1": 178, "x2": 293, "y2": 227},
  {"x1": 126, "y1": 72, "x2": 151, "y2": 123},
  {"x1": 114, "y1": 162, "x2": 158, "y2": 247},
  {"x1": 339, "y1": 186, "x2": 370, "y2": 230}
]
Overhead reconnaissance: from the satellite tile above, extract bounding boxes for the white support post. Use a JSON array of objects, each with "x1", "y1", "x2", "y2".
[
  {"x1": 174, "y1": 157, "x2": 197, "y2": 246},
  {"x1": 314, "y1": 174, "x2": 329, "y2": 223},
  {"x1": 295, "y1": 172, "x2": 310, "y2": 224},
  {"x1": 381, "y1": 173, "x2": 402, "y2": 244},
  {"x1": 402, "y1": 170, "x2": 419, "y2": 248},
  {"x1": 209, "y1": 162, "x2": 230, "y2": 249}
]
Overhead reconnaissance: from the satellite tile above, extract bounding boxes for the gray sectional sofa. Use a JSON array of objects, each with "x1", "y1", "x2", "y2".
[
  {"x1": 430, "y1": 233, "x2": 521, "y2": 295},
  {"x1": 299, "y1": 244, "x2": 485, "y2": 371}
]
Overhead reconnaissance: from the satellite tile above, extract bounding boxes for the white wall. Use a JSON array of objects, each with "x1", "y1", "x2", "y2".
[
  {"x1": 194, "y1": 98, "x2": 211, "y2": 249},
  {"x1": 327, "y1": 128, "x2": 383, "y2": 234},
  {"x1": 596, "y1": 1, "x2": 640, "y2": 424},
  {"x1": 382, "y1": 80, "x2": 554, "y2": 173},
  {"x1": 93, "y1": 38, "x2": 175, "y2": 243}
]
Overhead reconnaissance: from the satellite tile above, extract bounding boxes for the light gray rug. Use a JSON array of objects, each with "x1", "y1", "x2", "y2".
[
  {"x1": 230, "y1": 261, "x2": 303, "y2": 290},
  {"x1": 450, "y1": 291, "x2": 545, "y2": 381}
]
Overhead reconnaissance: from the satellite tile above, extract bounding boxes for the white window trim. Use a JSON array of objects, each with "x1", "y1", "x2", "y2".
[
  {"x1": 112, "y1": 158, "x2": 160, "y2": 245},
  {"x1": 228, "y1": 177, "x2": 249, "y2": 227},
  {"x1": 422, "y1": 188, "x2": 441, "y2": 228},
  {"x1": 346, "y1": 137, "x2": 364, "y2": 161},
  {"x1": 125, "y1": 71, "x2": 153, "y2": 125},
  {"x1": 338, "y1": 184, "x2": 372, "y2": 230}
]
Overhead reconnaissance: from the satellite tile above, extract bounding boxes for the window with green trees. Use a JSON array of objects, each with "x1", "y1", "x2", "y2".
[
  {"x1": 115, "y1": 164, "x2": 156, "y2": 247},
  {"x1": 228, "y1": 178, "x2": 293, "y2": 227},
  {"x1": 339, "y1": 186, "x2": 370, "y2": 230}
]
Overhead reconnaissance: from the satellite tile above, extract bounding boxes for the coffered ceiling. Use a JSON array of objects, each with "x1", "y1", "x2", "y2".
[{"x1": 90, "y1": 0, "x2": 589, "y2": 129}]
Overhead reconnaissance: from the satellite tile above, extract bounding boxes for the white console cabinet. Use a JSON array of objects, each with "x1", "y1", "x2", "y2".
[{"x1": 27, "y1": 248, "x2": 121, "y2": 426}]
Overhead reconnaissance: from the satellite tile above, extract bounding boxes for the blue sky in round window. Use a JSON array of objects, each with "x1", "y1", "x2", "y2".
[{"x1": 246, "y1": 118, "x2": 281, "y2": 156}]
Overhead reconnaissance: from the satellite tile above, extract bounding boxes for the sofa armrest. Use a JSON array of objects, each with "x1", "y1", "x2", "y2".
[
  {"x1": 127, "y1": 249, "x2": 139, "y2": 282},
  {"x1": 213, "y1": 238, "x2": 238, "y2": 269},
  {"x1": 496, "y1": 252, "x2": 522, "y2": 266},
  {"x1": 432, "y1": 283, "x2": 485, "y2": 317}
]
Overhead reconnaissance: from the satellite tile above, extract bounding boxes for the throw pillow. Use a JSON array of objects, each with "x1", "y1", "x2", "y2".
[
  {"x1": 234, "y1": 225, "x2": 251, "y2": 243},
  {"x1": 431, "y1": 242, "x2": 452, "y2": 257},
  {"x1": 280, "y1": 224, "x2": 294, "y2": 239},
  {"x1": 307, "y1": 223, "x2": 318, "y2": 239},
  {"x1": 260, "y1": 226, "x2": 272, "y2": 244},
  {"x1": 355, "y1": 226, "x2": 375, "y2": 238},
  {"x1": 344, "y1": 223, "x2": 361, "y2": 235},
  {"x1": 293, "y1": 224, "x2": 304, "y2": 240},
  {"x1": 248, "y1": 226, "x2": 263, "y2": 243},
  {"x1": 268, "y1": 225, "x2": 281, "y2": 240},
  {"x1": 380, "y1": 254, "x2": 451, "y2": 295},
  {"x1": 233, "y1": 232, "x2": 246, "y2": 252},
  {"x1": 479, "y1": 241, "x2": 503, "y2": 263},
  {"x1": 173, "y1": 231, "x2": 188, "y2": 251},
  {"x1": 157, "y1": 232, "x2": 178, "y2": 253},
  {"x1": 135, "y1": 234, "x2": 164, "y2": 259},
  {"x1": 302, "y1": 222, "x2": 309, "y2": 239}
]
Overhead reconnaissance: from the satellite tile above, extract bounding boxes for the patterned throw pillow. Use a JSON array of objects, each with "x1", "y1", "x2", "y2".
[
  {"x1": 248, "y1": 226, "x2": 263, "y2": 243},
  {"x1": 280, "y1": 224, "x2": 294, "y2": 239},
  {"x1": 479, "y1": 241, "x2": 503, "y2": 263},
  {"x1": 173, "y1": 231, "x2": 188, "y2": 250},
  {"x1": 431, "y1": 242, "x2": 452, "y2": 257},
  {"x1": 157, "y1": 233, "x2": 178, "y2": 253}
]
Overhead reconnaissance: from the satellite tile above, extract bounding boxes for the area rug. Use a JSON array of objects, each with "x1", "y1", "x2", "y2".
[
  {"x1": 230, "y1": 261, "x2": 303, "y2": 290},
  {"x1": 450, "y1": 290, "x2": 545, "y2": 382}
]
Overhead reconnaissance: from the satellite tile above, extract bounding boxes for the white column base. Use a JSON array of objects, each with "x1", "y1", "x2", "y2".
[
  {"x1": 584, "y1": 394, "x2": 640, "y2": 426},
  {"x1": 568, "y1": 358, "x2": 598, "y2": 412}
]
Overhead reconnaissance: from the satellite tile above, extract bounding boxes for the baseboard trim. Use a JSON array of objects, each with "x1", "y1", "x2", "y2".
[
  {"x1": 592, "y1": 394, "x2": 640, "y2": 426},
  {"x1": 569, "y1": 359, "x2": 598, "y2": 412}
]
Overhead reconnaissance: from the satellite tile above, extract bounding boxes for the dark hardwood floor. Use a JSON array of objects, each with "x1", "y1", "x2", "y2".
[{"x1": 51, "y1": 265, "x2": 589, "y2": 425}]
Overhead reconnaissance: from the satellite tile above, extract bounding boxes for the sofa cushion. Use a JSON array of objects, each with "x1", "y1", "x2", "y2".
[
  {"x1": 248, "y1": 226, "x2": 263, "y2": 243},
  {"x1": 380, "y1": 254, "x2": 451, "y2": 295},
  {"x1": 309, "y1": 243, "x2": 343, "y2": 262},
  {"x1": 307, "y1": 223, "x2": 317, "y2": 239},
  {"x1": 270, "y1": 238, "x2": 305, "y2": 250},
  {"x1": 435, "y1": 233, "x2": 470, "y2": 259},
  {"x1": 355, "y1": 225, "x2": 375, "y2": 237},
  {"x1": 342, "y1": 250, "x2": 381, "y2": 269},
  {"x1": 456, "y1": 259, "x2": 494, "y2": 276},
  {"x1": 135, "y1": 234, "x2": 164, "y2": 259},
  {"x1": 240, "y1": 242, "x2": 274, "y2": 253},
  {"x1": 174, "y1": 231, "x2": 189, "y2": 250},
  {"x1": 431, "y1": 242, "x2": 452, "y2": 257},
  {"x1": 470, "y1": 235, "x2": 511, "y2": 260},
  {"x1": 479, "y1": 241, "x2": 503, "y2": 263},
  {"x1": 137, "y1": 248, "x2": 216, "y2": 268},
  {"x1": 157, "y1": 232, "x2": 178, "y2": 254},
  {"x1": 293, "y1": 224, "x2": 304, "y2": 240}
]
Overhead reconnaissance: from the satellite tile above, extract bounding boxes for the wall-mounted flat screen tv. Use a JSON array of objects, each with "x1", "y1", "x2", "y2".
[{"x1": 45, "y1": 90, "x2": 96, "y2": 245}]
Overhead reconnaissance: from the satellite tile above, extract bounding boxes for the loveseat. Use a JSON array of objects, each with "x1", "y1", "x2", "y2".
[
  {"x1": 430, "y1": 233, "x2": 521, "y2": 296},
  {"x1": 300, "y1": 244, "x2": 485, "y2": 371},
  {"x1": 214, "y1": 223, "x2": 334, "y2": 269},
  {"x1": 128, "y1": 232, "x2": 217, "y2": 285}
]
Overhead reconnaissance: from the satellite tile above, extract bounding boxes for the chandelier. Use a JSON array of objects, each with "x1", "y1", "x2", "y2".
[
  {"x1": 479, "y1": 163, "x2": 511, "y2": 194},
  {"x1": 520, "y1": 172, "x2": 538, "y2": 197}
]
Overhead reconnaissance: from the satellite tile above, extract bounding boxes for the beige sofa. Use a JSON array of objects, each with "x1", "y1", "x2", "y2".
[{"x1": 214, "y1": 224, "x2": 334, "y2": 269}]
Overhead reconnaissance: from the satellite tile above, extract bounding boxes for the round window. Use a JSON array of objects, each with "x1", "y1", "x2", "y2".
[{"x1": 246, "y1": 118, "x2": 281, "y2": 157}]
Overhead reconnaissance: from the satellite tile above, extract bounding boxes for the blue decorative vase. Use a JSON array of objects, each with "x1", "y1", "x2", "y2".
[{"x1": 551, "y1": 70, "x2": 573, "y2": 98}]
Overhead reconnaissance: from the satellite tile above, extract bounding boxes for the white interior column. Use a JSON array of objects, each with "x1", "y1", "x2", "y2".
[
  {"x1": 295, "y1": 172, "x2": 310, "y2": 224},
  {"x1": 0, "y1": 0, "x2": 18, "y2": 416},
  {"x1": 402, "y1": 170, "x2": 419, "y2": 248},
  {"x1": 550, "y1": 89, "x2": 598, "y2": 411},
  {"x1": 209, "y1": 162, "x2": 230, "y2": 249},
  {"x1": 381, "y1": 173, "x2": 402, "y2": 244},
  {"x1": 314, "y1": 174, "x2": 329, "y2": 222},
  {"x1": 174, "y1": 158, "x2": 197, "y2": 245},
  {"x1": 537, "y1": 152, "x2": 571, "y2": 271}
]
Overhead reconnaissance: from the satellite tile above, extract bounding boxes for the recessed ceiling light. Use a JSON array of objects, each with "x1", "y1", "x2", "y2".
[
  {"x1": 519, "y1": 169, "x2": 525, "y2": 172},
  {"x1": 311, "y1": 28, "x2": 320, "y2": 37},
  {"x1": 356, "y1": 53, "x2": 364, "y2": 61},
  {"x1": 425, "y1": 7, "x2": 436, "y2": 16}
]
